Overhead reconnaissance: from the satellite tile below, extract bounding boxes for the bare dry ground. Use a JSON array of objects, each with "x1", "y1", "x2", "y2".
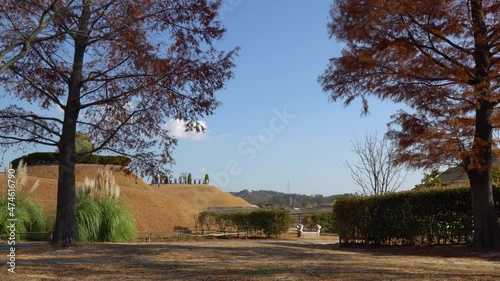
[{"x1": 2, "y1": 236, "x2": 499, "y2": 281}]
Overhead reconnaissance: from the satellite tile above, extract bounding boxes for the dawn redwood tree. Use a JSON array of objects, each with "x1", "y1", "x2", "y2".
[
  {"x1": 346, "y1": 133, "x2": 407, "y2": 196},
  {"x1": 319, "y1": 0, "x2": 500, "y2": 249},
  {"x1": 0, "y1": 0, "x2": 76, "y2": 74},
  {"x1": 0, "y1": 0, "x2": 237, "y2": 246}
]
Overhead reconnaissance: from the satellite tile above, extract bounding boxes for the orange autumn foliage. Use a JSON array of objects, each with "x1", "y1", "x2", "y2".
[{"x1": 320, "y1": 0, "x2": 500, "y2": 249}]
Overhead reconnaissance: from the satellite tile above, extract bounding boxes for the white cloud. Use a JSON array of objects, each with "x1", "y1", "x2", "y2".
[{"x1": 163, "y1": 119, "x2": 208, "y2": 141}]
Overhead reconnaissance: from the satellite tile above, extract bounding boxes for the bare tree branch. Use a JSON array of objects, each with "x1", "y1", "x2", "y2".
[
  {"x1": 0, "y1": 0, "x2": 77, "y2": 74},
  {"x1": 346, "y1": 133, "x2": 408, "y2": 195}
]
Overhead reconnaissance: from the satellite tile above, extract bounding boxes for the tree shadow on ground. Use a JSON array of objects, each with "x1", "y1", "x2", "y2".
[
  {"x1": 265, "y1": 240, "x2": 500, "y2": 262},
  {"x1": 340, "y1": 243, "x2": 500, "y2": 261},
  {"x1": 8, "y1": 241, "x2": 500, "y2": 281},
  {"x1": 12, "y1": 247, "x2": 496, "y2": 281}
]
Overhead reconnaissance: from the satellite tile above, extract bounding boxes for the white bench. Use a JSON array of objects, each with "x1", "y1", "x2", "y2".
[{"x1": 296, "y1": 224, "x2": 321, "y2": 238}]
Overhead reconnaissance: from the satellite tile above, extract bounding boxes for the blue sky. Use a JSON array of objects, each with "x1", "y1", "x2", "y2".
[
  {"x1": 0, "y1": 0, "x2": 424, "y2": 195},
  {"x1": 166, "y1": 0, "x2": 423, "y2": 195}
]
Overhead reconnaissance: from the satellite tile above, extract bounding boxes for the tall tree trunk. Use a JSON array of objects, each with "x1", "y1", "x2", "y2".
[
  {"x1": 51, "y1": 2, "x2": 90, "y2": 246},
  {"x1": 51, "y1": 117, "x2": 79, "y2": 246},
  {"x1": 467, "y1": 0, "x2": 500, "y2": 250},
  {"x1": 468, "y1": 167, "x2": 500, "y2": 249},
  {"x1": 467, "y1": 104, "x2": 500, "y2": 249}
]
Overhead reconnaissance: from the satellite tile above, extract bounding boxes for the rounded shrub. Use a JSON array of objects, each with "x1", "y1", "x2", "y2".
[{"x1": 198, "y1": 209, "x2": 291, "y2": 238}]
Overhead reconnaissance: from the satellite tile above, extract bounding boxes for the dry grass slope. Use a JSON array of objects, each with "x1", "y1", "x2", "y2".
[
  {"x1": 156, "y1": 183, "x2": 252, "y2": 210},
  {"x1": 0, "y1": 164, "x2": 253, "y2": 236}
]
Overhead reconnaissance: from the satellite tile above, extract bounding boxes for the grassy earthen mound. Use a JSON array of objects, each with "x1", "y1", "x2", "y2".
[
  {"x1": 154, "y1": 183, "x2": 252, "y2": 210},
  {"x1": 0, "y1": 164, "x2": 253, "y2": 236}
]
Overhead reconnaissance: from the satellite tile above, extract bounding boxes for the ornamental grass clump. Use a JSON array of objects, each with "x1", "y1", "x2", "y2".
[
  {"x1": 0, "y1": 160, "x2": 48, "y2": 241},
  {"x1": 77, "y1": 166, "x2": 120, "y2": 200},
  {"x1": 76, "y1": 166, "x2": 135, "y2": 242}
]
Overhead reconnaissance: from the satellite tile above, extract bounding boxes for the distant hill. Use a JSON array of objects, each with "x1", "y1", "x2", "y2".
[{"x1": 230, "y1": 189, "x2": 353, "y2": 208}]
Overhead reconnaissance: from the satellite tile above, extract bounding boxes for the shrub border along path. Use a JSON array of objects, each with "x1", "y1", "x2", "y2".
[{"x1": 2, "y1": 237, "x2": 499, "y2": 281}]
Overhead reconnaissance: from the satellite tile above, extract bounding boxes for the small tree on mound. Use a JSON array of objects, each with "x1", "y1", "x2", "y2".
[
  {"x1": 188, "y1": 173, "x2": 193, "y2": 185},
  {"x1": 75, "y1": 132, "x2": 94, "y2": 154},
  {"x1": 204, "y1": 174, "x2": 210, "y2": 184},
  {"x1": 415, "y1": 170, "x2": 448, "y2": 190},
  {"x1": 56, "y1": 132, "x2": 94, "y2": 154}
]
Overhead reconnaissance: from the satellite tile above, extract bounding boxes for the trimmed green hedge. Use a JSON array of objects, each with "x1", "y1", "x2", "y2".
[
  {"x1": 198, "y1": 209, "x2": 291, "y2": 238},
  {"x1": 10, "y1": 152, "x2": 131, "y2": 167},
  {"x1": 309, "y1": 211, "x2": 337, "y2": 233},
  {"x1": 333, "y1": 186, "x2": 500, "y2": 245}
]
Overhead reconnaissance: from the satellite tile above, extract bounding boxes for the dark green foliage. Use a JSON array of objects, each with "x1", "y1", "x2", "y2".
[
  {"x1": 10, "y1": 152, "x2": 131, "y2": 167},
  {"x1": 198, "y1": 209, "x2": 291, "y2": 238},
  {"x1": 333, "y1": 187, "x2": 500, "y2": 245},
  {"x1": 249, "y1": 209, "x2": 291, "y2": 237},
  {"x1": 188, "y1": 173, "x2": 192, "y2": 184},
  {"x1": 80, "y1": 154, "x2": 131, "y2": 166},
  {"x1": 309, "y1": 211, "x2": 337, "y2": 233},
  {"x1": 204, "y1": 174, "x2": 209, "y2": 184},
  {"x1": 415, "y1": 170, "x2": 448, "y2": 190}
]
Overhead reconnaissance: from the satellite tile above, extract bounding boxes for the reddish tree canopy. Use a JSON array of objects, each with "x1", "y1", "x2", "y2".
[
  {"x1": 320, "y1": 0, "x2": 500, "y2": 249},
  {"x1": 0, "y1": 0, "x2": 77, "y2": 74},
  {"x1": 0, "y1": 0, "x2": 237, "y2": 175},
  {"x1": 0, "y1": 0, "x2": 238, "y2": 246}
]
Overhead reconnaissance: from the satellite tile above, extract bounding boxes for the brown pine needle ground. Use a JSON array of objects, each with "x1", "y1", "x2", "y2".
[{"x1": 2, "y1": 236, "x2": 499, "y2": 281}]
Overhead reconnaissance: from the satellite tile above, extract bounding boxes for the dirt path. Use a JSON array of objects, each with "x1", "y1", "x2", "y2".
[{"x1": 2, "y1": 238, "x2": 499, "y2": 280}]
